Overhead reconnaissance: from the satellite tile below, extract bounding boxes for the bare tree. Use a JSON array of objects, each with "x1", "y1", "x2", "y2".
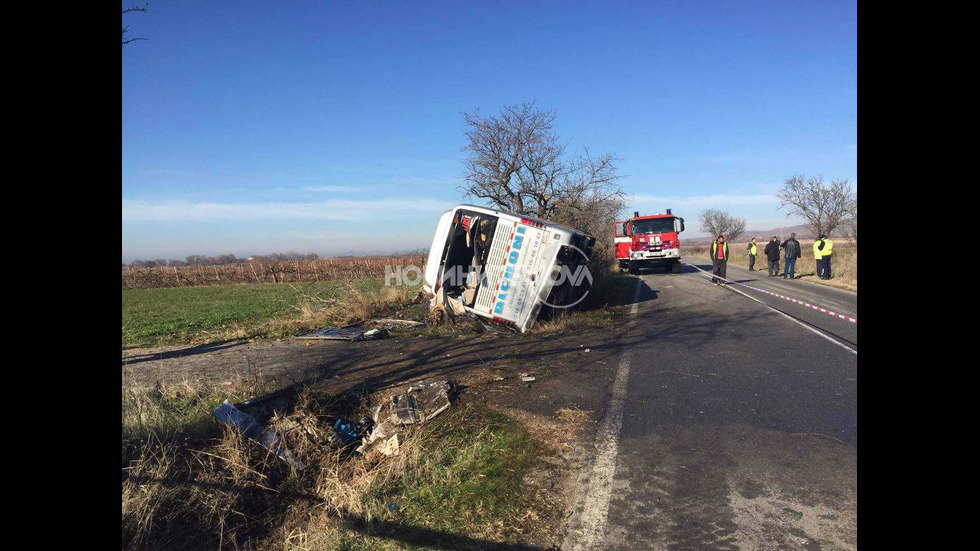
[
  {"x1": 698, "y1": 209, "x2": 746, "y2": 241},
  {"x1": 460, "y1": 101, "x2": 626, "y2": 281},
  {"x1": 776, "y1": 174, "x2": 856, "y2": 238},
  {"x1": 122, "y1": 4, "x2": 149, "y2": 47},
  {"x1": 460, "y1": 102, "x2": 624, "y2": 221}
]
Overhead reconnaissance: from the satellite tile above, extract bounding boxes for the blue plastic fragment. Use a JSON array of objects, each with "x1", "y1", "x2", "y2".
[{"x1": 333, "y1": 418, "x2": 358, "y2": 442}]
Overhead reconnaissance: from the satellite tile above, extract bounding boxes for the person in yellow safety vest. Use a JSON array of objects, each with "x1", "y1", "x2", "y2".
[
  {"x1": 812, "y1": 236, "x2": 823, "y2": 279},
  {"x1": 711, "y1": 234, "x2": 729, "y2": 285},
  {"x1": 815, "y1": 233, "x2": 834, "y2": 279},
  {"x1": 747, "y1": 237, "x2": 758, "y2": 271}
]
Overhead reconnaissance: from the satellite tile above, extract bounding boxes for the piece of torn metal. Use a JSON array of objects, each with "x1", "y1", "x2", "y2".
[
  {"x1": 355, "y1": 418, "x2": 399, "y2": 455},
  {"x1": 213, "y1": 400, "x2": 305, "y2": 469},
  {"x1": 371, "y1": 318, "x2": 425, "y2": 328},
  {"x1": 356, "y1": 381, "x2": 454, "y2": 456},
  {"x1": 407, "y1": 380, "x2": 453, "y2": 422},
  {"x1": 295, "y1": 326, "x2": 388, "y2": 341},
  {"x1": 390, "y1": 394, "x2": 421, "y2": 425}
]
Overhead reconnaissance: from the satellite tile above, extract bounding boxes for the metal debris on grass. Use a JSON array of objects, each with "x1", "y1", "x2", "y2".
[
  {"x1": 213, "y1": 400, "x2": 306, "y2": 469},
  {"x1": 295, "y1": 326, "x2": 389, "y2": 341},
  {"x1": 214, "y1": 379, "x2": 454, "y2": 461},
  {"x1": 356, "y1": 380, "x2": 455, "y2": 456},
  {"x1": 370, "y1": 318, "x2": 425, "y2": 328}
]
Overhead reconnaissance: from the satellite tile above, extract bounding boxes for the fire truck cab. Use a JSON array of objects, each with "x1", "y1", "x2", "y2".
[{"x1": 614, "y1": 210, "x2": 685, "y2": 274}]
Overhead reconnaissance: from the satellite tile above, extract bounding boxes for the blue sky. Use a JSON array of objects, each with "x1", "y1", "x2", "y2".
[{"x1": 122, "y1": 0, "x2": 856, "y2": 261}]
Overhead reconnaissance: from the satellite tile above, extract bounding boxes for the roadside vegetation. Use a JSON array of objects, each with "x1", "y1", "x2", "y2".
[
  {"x1": 123, "y1": 254, "x2": 427, "y2": 290},
  {"x1": 684, "y1": 243, "x2": 858, "y2": 291},
  {"x1": 122, "y1": 381, "x2": 561, "y2": 550},
  {"x1": 123, "y1": 261, "x2": 636, "y2": 349},
  {"x1": 122, "y1": 278, "x2": 421, "y2": 348},
  {"x1": 531, "y1": 268, "x2": 635, "y2": 336}
]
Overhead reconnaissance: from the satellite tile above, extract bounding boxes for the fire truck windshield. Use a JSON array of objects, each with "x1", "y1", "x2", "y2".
[{"x1": 632, "y1": 218, "x2": 675, "y2": 234}]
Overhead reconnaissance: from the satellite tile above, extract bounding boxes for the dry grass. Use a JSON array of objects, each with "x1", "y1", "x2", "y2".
[
  {"x1": 530, "y1": 270, "x2": 636, "y2": 337},
  {"x1": 268, "y1": 280, "x2": 422, "y2": 337},
  {"x1": 122, "y1": 381, "x2": 553, "y2": 550}
]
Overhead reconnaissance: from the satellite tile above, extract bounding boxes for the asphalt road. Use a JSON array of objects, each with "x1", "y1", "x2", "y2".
[
  {"x1": 122, "y1": 259, "x2": 858, "y2": 550},
  {"x1": 569, "y1": 263, "x2": 857, "y2": 550}
]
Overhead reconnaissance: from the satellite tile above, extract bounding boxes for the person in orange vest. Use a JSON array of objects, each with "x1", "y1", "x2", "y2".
[{"x1": 710, "y1": 234, "x2": 729, "y2": 285}]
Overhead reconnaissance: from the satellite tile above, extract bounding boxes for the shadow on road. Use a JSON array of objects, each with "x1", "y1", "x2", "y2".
[{"x1": 122, "y1": 335, "x2": 257, "y2": 365}]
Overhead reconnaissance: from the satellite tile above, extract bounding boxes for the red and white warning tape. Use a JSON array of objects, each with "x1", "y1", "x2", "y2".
[
  {"x1": 741, "y1": 284, "x2": 856, "y2": 323},
  {"x1": 682, "y1": 262, "x2": 857, "y2": 324}
]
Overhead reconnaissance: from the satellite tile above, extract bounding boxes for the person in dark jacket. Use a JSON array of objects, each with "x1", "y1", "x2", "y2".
[
  {"x1": 710, "y1": 234, "x2": 729, "y2": 285},
  {"x1": 781, "y1": 232, "x2": 802, "y2": 279},
  {"x1": 763, "y1": 236, "x2": 780, "y2": 277}
]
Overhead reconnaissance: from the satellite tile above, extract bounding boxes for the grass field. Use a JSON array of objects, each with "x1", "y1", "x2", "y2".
[
  {"x1": 122, "y1": 381, "x2": 556, "y2": 550},
  {"x1": 122, "y1": 279, "x2": 421, "y2": 348},
  {"x1": 123, "y1": 268, "x2": 635, "y2": 349}
]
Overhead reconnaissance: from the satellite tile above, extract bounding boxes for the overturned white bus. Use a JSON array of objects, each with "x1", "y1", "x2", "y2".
[{"x1": 422, "y1": 204, "x2": 596, "y2": 333}]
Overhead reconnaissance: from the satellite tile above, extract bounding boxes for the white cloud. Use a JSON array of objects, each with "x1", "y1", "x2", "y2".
[
  {"x1": 122, "y1": 198, "x2": 453, "y2": 222},
  {"x1": 631, "y1": 194, "x2": 776, "y2": 208}
]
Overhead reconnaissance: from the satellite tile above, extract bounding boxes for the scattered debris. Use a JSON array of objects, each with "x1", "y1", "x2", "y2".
[
  {"x1": 391, "y1": 394, "x2": 421, "y2": 425},
  {"x1": 520, "y1": 373, "x2": 536, "y2": 383},
  {"x1": 370, "y1": 318, "x2": 424, "y2": 328},
  {"x1": 356, "y1": 380, "x2": 455, "y2": 456},
  {"x1": 584, "y1": 348, "x2": 591, "y2": 353},
  {"x1": 213, "y1": 379, "x2": 454, "y2": 462},
  {"x1": 213, "y1": 400, "x2": 305, "y2": 469},
  {"x1": 329, "y1": 418, "x2": 359, "y2": 444},
  {"x1": 296, "y1": 326, "x2": 388, "y2": 341}
]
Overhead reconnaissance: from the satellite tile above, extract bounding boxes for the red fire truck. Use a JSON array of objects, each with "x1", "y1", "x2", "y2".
[{"x1": 614, "y1": 209, "x2": 686, "y2": 274}]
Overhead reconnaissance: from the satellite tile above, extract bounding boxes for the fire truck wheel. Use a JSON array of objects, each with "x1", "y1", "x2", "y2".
[
  {"x1": 671, "y1": 262, "x2": 681, "y2": 273},
  {"x1": 628, "y1": 262, "x2": 638, "y2": 275}
]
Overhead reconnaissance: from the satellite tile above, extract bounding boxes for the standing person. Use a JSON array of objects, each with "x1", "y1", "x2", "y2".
[
  {"x1": 747, "y1": 237, "x2": 758, "y2": 271},
  {"x1": 711, "y1": 234, "x2": 729, "y2": 285},
  {"x1": 815, "y1": 233, "x2": 834, "y2": 279},
  {"x1": 812, "y1": 235, "x2": 825, "y2": 278},
  {"x1": 781, "y1": 232, "x2": 801, "y2": 279},
  {"x1": 764, "y1": 236, "x2": 780, "y2": 277}
]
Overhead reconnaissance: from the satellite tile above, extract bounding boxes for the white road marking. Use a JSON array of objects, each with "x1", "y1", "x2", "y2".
[{"x1": 563, "y1": 276, "x2": 643, "y2": 550}]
